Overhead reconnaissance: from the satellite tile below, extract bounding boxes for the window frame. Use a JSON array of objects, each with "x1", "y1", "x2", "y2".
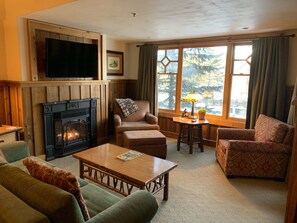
[{"x1": 157, "y1": 40, "x2": 252, "y2": 127}]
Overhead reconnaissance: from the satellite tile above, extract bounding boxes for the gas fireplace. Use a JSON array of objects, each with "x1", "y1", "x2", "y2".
[{"x1": 43, "y1": 98, "x2": 97, "y2": 160}]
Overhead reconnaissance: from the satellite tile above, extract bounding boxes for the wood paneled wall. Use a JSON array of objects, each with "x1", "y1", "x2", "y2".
[
  {"x1": 108, "y1": 79, "x2": 137, "y2": 135},
  {"x1": 2, "y1": 80, "x2": 109, "y2": 156},
  {"x1": 0, "y1": 81, "x2": 23, "y2": 126},
  {"x1": 28, "y1": 20, "x2": 103, "y2": 81}
]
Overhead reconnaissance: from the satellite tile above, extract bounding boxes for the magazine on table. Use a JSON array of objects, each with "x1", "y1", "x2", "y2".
[{"x1": 117, "y1": 150, "x2": 143, "y2": 161}]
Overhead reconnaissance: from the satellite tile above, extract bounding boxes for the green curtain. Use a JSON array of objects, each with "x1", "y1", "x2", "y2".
[
  {"x1": 246, "y1": 37, "x2": 289, "y2": 128},
  {"x1": 136, "y1": 44, "x2": 158, "y2": 115}
]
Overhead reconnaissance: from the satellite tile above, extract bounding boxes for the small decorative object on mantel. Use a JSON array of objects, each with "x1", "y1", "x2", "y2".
[
  {"x1": 107, "y1": 50, "x2": 124, "y2": 76},
  {"x1": 198, "y1": 107, "x2": 206, "y2": 120}
]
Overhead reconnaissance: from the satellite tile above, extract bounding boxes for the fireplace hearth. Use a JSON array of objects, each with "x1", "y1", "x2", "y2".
[{"x1": 43, "y1": 98, "x2": 97, "y2": 160}]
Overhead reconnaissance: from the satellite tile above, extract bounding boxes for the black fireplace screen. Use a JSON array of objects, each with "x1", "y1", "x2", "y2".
[
  {"x1": 55, "y1": 119, "x2": 89, "y2": 147},
  {"x1": 43, "y1": 99, "x2": 97, "y2": 161}
]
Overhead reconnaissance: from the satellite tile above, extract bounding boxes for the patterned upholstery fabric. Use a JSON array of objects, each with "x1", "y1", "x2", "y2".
[
  {"x1": 255, "y1": 114, "x2": 287, "y2": 143},
  {"x1": 23, "y1": 157, "x2": 90, "y2": 220},
  {"x1": 216, "y1": 114, "x2": 294, "y2": 179}
]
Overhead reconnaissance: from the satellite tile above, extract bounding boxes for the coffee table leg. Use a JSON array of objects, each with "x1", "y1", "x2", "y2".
[
  {"x1": 163, "y1": 173, "x2": 169, "y2": 201},
  {"x1": 79, "y1": 160, "x2": 84, "y2": 179}
]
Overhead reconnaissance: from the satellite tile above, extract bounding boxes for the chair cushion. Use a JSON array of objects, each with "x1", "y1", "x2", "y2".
[
  {"x1": 116, "y1": 121, "x2": 160, "y2": 134},
  {"x1": 254, "y1": 114, "x2": 287, "y2": 143},
  {"x1": 0, "y1": 185, "x2": 50, "y2": 223},
  {"x1": 123, "y1": 130, "x2": 166, "y2": 146},
  {"x1": 23, "y1": 157, "x2": 90, "y2": 221}
]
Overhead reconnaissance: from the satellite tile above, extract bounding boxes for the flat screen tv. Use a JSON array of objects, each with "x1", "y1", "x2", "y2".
[{"x1": 45, "y1": 38, "x2": 98, "y2": 78}]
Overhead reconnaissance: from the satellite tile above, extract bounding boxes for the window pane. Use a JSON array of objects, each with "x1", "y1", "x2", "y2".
[
  {"x1": 181, "y1": 46, "x2": 227, "y2": 115},
  {"x1": 158, "y1": 74, "x2": 176, "y2": 110},
  {"x1": 229, "y1": 76, "x2": 249, "y2": 119},
  {"x1": 158, "y1": 50, "x2": 165, "y2": 61},
  {"x1": 234, "y1": 45, "x2": 252, "y2": 59},
  {"x1": 157, "y1": 62, "x2": 165, "y2": 73},
  {"x1": 233, "y1": 45, "x2": 252, "y2": 74},
  {"x1": 167, "y1": 62, "x2": 178, "y2": 73},
  {"x1": 167, "y1": 49, "x2": 179, "y2": 60},
  {"x1": 233, "y1": 61, "x2": 250, "y2": 74}
]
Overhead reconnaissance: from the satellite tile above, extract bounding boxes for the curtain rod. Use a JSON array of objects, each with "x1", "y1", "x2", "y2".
[{"x1": 136, "y1": 33, "x2": 295, "y2": 47}]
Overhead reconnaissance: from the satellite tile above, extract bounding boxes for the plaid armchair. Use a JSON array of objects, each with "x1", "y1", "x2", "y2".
[{"x1": 216, "y1": 114, "x2": 294, "y2": 180}]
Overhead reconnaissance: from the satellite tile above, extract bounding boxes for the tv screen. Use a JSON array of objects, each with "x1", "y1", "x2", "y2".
[{"x1": 45, "y1": 38, "x2": 98, "y2": 78}]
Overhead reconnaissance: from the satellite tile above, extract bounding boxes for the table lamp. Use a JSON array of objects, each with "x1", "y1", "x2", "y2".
[{"x1": 182, "y1": 91, "x2": 200, "y2": 119}]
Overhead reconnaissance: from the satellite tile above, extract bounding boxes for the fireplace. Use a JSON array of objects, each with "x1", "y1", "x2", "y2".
[{"x1": 43, "y1": 99, "x2": 97, "y2": 160}]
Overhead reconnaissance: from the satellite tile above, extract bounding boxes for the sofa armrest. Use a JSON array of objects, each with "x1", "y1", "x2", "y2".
[
  {"x1": 217, "y1": 128, "x2": 255, "y2": 141},
  {"x1": 86, "y1": 190, "x2": 158, "y2": 223},
  {"x1": 113, "y1": 114, "x2": 122, "y2": 127},
  {"x1": 145, "y1": 113, "x2": 158, "y2": 125},
  {"x1": 0, "y1": 141, "x2": 30, "y2": 163},
  {"x1": 228, "y1": 140, "x2": 292, "y2": 154}
]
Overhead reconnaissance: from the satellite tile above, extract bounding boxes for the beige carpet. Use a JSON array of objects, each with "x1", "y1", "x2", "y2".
[{"x1": 50, "y1": 138, "x2": 287, "y2": 223}]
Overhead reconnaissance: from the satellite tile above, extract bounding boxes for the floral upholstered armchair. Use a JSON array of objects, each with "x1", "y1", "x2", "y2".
[{"x1": 216, "y1": 114, "x2": 294, "y2": 180}]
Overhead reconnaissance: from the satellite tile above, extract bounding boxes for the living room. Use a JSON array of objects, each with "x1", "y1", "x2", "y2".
[{"x1": 1, "y1": 0, "x2": 297, "y2": 222}]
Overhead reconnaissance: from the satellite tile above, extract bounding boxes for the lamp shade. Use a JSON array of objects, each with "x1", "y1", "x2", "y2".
[
  {"x1": 181, "y1": 91, "x2": 200, "y2": 119},
  {"x1": 181, "y1": 91, "x2": 200, "y2": 103}
]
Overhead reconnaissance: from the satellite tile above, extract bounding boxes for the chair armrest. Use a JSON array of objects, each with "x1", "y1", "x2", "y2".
[
  {"x1": 145, "y1": 113, "x2": 158, "y2": 124},
  {"x1": 0, "y1": 141, "x2": 30, "y2": 163},
  {"x1": 113, "y1": 114, "x2": 122, "y2": 127},
  {"x1": 228, "y1": 140, "x2": 292, "y2": 154},
  {"x1": 217, "y1": 128, "x2": 255, "y2": 141},
  {"x1": 86, "y1": 190, "x2": 158, "y2": 223}
]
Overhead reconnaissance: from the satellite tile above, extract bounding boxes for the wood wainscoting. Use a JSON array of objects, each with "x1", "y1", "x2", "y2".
[{"x1": 0, "y1": 80, "x2": 109, "y2": 156}]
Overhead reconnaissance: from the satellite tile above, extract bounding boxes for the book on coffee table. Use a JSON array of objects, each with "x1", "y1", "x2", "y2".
[{"x1": 117, "y1": 150, "x2": 143, "y2": 161}]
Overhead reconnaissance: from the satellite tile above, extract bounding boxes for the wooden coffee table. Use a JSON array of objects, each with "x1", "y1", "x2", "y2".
[{"x1": 73, "y1": 143, "x2": 177, "y2": 200}]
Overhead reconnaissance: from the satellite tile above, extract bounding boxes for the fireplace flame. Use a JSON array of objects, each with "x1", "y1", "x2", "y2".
[{"x1": 56, "y1": 129, "x2": 80, "y2": 141}]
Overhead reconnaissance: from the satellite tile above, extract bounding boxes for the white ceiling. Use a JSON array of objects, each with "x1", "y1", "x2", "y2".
[{"x1": 24, "y1": 0, "x2": 297, "y2": 42}]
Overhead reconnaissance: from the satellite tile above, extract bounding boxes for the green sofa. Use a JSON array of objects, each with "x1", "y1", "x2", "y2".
[{"x1": 0, "y1": 141, "x2": 158, "y2": 223}]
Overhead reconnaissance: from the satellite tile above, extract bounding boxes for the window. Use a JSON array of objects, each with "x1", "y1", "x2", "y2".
[
  {"x1": 229, "y1": 45, "x2": 252, "y2": 118},
  {"x1": 157, "y1": 42, "x2": 252, "y2": 121},
  {"x1": 157, "y1": 49, "x2": 179, "y2": 110},
  {"x1": 181, "y1": 46, "x2": 227, "y2": 115}
]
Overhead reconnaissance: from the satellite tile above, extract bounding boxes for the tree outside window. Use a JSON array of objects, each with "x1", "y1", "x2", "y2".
[{"x1": 181, "y1": 46, "x2": 227, "y2": 115}]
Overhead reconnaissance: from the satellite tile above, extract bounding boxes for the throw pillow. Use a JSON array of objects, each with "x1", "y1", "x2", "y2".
[
  {"x1": 23, "y1": 157, "x2": 90, "y2": 221},
  {"x1": 254, "y1": 114, "x2": 287, "y2": 143},
  {"x1": 116, "y1": 98, "x2": 138, "y2": 117}
]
